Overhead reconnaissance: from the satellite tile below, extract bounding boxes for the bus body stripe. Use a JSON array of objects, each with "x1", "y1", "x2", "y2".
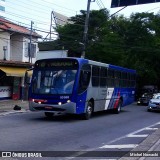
[
  {"x1": 105, "y1": 88, "x2": 114, "y2": 110},
  {"x1": 114, "y1": 91, "x2": 120, "y2": 109}
]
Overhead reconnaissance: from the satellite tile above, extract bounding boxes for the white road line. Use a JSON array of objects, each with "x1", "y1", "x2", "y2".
[
  {"x1": 100, "y1": 144, "x2": 138, "y2": 149},
  {"x1": 100, "y1": 122, "x2": 160, "y2": 147},
  {"x1": 67, "y1": 122, "x2": 160, "y2": 160},
  {"x1": 145, "y1": 127, "x2": 158, "y2": 130},
  {"x1": 0, "y1": 110, "x2": 27, "y2": 116},
  {"x1": 127, "y1": 134, "x2": 148, "y2": 138}
]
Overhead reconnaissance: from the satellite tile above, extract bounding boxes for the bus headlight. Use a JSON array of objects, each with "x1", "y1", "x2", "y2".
[
  {"x1": 67, "y1": 100, "x2": 71, "y2": 103},
  {"x1": 58, "y1": 102, "x2": 62, "y2": 105}
]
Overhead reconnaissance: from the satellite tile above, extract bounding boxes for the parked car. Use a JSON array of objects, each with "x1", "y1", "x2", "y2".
[
  {"x1": 147, "y1": 93, "x2": 160, "y2": 112},
  {"x1": 137, "y1": 92, "x2": 153, "y2": 105}
]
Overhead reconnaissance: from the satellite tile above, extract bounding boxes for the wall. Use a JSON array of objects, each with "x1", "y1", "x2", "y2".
[
  {"x1": 0, "y1": 30, "x2": 10, "y2": 60},
  {"x1": 22, "y1": 37, "x2": 38, "y2": 63}
]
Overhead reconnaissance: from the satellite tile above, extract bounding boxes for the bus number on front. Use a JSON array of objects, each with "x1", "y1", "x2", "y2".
[{"x1": 60, "y1": 96, "x2": 69, "y2": 99}]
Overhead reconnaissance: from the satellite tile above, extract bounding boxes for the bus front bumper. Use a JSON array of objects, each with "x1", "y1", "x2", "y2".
[{"x1": 29, "y1": 101, "x2": 77, "y2": 114}]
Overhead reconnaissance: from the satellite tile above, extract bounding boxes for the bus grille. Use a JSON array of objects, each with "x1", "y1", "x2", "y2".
[{"x1": 33, "y1": 106, "x2": 65, "y2": 111}]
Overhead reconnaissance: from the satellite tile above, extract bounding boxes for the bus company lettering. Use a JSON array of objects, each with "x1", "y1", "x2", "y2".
[{"x1": 50, "y1": 62, "x2": 73, "y2": 67}]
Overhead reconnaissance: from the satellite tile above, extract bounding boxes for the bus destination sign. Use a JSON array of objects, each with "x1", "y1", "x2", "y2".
[{"x1": 35, "y1": 60, "x2": 78, "y2": 68}]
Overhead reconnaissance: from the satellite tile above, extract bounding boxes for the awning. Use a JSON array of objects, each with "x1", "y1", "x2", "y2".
[{"x1": 0, "y1": 66, "x2": 28, "y2": 77}]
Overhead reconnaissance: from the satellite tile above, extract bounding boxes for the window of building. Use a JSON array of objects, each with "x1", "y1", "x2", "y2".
[
  {"x1": 0, "y1": 6, "x2": 5, "y2": 11},
  {"x1": 24, "y1": 42, "x2": 36, "y2": 58}
]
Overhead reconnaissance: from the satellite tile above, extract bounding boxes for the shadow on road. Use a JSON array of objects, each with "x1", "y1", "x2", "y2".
[{"x1": 29, "y1": 109, "x2": 129, "y2": 123}]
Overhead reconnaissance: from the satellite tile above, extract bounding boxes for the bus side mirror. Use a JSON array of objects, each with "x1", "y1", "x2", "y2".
[{"x1": 25, "y1": 69, "x2": 33, "y2": 85}]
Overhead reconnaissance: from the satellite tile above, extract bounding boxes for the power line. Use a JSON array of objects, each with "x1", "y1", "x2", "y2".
[
  {"x1": 7, "y1": 0, "x2": 52, "y2": 19},
  {"x1": 6, "y1": 0, "x2": 80, "y2": 27},
  {"x1": 6, "y1": 6, "x2": 50, "y2": 23},
  {"x1": 5, "y1": 10, "x2": 84, "y2": 30},
  {"x1": 7, "y1": 0, "x2": 77, "y2": 17},
  {"x1": 39, "y1": 0, "x2": 77, "y2": 12},
  {"x1": 5, "y1": 11, "x2": 49, "y2": 25}
]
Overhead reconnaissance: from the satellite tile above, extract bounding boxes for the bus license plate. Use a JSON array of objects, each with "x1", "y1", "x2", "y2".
[{"x1": 45, "y1": 106, "x2": 52, "y2": 110}]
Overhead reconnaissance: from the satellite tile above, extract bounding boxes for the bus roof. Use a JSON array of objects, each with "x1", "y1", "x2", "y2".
[
  {"x1": 109, "y1": 64, "x2": 136, "y2": 73},
  {"x1": 75, "y1": 58, "x2": 136, "y2": 73}
]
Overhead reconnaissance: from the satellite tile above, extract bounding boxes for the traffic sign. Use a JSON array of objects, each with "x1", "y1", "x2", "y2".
[{"x1": 111, "y1": 0, "x2": 160, "y2": 8}]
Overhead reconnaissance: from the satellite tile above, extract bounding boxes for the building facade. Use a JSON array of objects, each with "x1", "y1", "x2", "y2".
[{"x1": 0, "y1": 17, "x2": 41, "y2": 100}]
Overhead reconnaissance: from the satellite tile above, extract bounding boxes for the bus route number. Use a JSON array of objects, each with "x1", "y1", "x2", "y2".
[{"x1": 60, "y1": 96, "x2": 69, "y2": 99}]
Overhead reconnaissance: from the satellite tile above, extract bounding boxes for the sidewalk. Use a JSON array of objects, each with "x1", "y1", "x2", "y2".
[
  {"x1": 119, "y1": 128, "x2": 160, "y2": 160},
  {"x1": 0, "y1": 100, "x2": 29, "y2": 113}
]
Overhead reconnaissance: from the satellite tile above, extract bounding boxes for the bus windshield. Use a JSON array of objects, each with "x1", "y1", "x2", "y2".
[{"x1": 32, "y1": 69, "x2": 77, "y2": 95}]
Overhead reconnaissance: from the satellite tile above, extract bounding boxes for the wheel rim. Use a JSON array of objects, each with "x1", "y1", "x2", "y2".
[
  {"x1": 117, "y1": 102, "x2": 121, "y2": 112},
  {"x1": 118, "y1": 105, "x2": 121, "y2": 112},
  {"x1": 87, "y1": 105, "x2": 92, "y2": 117}
]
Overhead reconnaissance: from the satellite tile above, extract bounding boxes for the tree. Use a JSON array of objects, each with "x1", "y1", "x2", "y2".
[{"x1": 55, "y1": 10, "x2": 160, "y2": 88}]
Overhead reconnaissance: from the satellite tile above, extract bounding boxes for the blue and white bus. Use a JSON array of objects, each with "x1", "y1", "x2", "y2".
[{"x1": 26, "y1": 58, "x2": 136, "y2": 120}]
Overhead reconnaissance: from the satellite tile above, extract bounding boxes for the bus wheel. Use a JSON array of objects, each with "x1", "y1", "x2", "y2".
[
  {"x1": 44, "y1": 112, "x2": 54, "y2": 118},
  {"x1": 82, "y1": 102, "x2": 93, "y2": 120},
  {"x1": 114, "y1": 100, "x2": 122, "y2": 114}
]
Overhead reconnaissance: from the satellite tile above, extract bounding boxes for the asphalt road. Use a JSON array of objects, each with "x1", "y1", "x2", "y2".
[{"x1": 0, "y1": 103, "x2": 160, "y2": 158}]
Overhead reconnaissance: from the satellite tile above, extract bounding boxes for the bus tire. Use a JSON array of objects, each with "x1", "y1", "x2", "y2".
[
  {"x1": 44, "y1": 112, "x2": 54, "y2": 118},
  {"x1": 82, "y1": 102, "x2": 93, "y2": 120},
  {"x1": 114, "y1": 100, "x2": 122, "y2": 114}
]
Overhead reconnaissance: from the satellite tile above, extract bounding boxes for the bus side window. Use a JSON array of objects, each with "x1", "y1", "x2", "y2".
[
  {"x1": 78, "y1": 65, "x2": 91, "y2": 94},
  {"x1": 92, "y1": 66, "x2": 100, "y2": 87}
]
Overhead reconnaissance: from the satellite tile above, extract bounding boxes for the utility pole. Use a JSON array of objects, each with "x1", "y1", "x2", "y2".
[
  {"x1": 29, "y1": 21, "x2": 34, "y2": 63},
  {"x1": 81, "y1": 0, "x2": 94, "y2": 58}
]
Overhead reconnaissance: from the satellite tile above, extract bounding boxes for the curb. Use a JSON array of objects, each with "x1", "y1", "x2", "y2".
[
  {"x1": 119, "y1": 128, "x2": 160, "y2": 160},
  {"x1": 0, "y1": 109, "x2": 29, "y2": 116}
]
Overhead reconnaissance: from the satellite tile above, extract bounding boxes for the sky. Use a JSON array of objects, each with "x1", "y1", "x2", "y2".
[{"x1": 4, "y1": 0, "x2": 160, "y2": 39}]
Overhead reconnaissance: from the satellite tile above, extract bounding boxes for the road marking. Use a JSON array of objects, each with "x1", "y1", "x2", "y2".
[
  {"x1": 100, "y1": 122, "x2": 160, "y2": 148},
  {"x1": 127, "y1": 134, "x2": 148, "y2": 138},
  {"x1": 100, "y1": 144, "x2": 138, "y2": 149},
  {"x1": 145, "y1": 127, "x2": 158, "y2": 130},
  {"x1": 67, "y1": 122, "x2": 160, "y2": 160},
  {"x1": 0, "y1": 110, "x2": 28, "y2": 116}
]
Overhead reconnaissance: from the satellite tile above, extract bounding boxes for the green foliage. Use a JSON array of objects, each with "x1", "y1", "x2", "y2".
[{"x1": 55, "y1": 10, "x2": 160, "y2": 88}]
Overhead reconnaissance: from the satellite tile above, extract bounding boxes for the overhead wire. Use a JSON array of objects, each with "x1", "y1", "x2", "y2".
[
  {"x1": 6, "y1": 0, "x2": 84, "y2": 30},
  {"x1": 39, "y1": 0, "x2": 77, "y2": 12},
  {"x1": 5, "y1": 4, "x2": 84, "y2": 30},
  {"x1": 8, "y1": 0, "x2": 77, "y2": 17}
]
